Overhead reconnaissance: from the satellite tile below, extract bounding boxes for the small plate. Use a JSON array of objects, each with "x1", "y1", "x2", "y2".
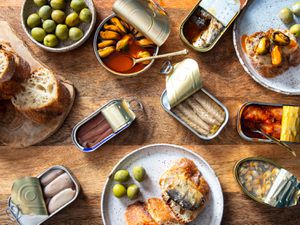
[
  {"x1": 21, "y1": 0, "x2": 96, "y2": 53},
  {"x1": 233, "y1": 0, "x2": 300, "y2": 95},
  {"x1": 101, "y1": 144, "x2": 223, "y2": 225}
]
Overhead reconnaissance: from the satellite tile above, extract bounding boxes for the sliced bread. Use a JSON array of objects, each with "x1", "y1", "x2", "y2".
[
  {"x1": 125, "y1": 201, "x2": 158, "y2": 225},
  {"x1": 12, "y1": 68, "x2": 70, "y2": 124},
  {"x1": 0, "y1": 49, "x2": 15, "y2": 82}
]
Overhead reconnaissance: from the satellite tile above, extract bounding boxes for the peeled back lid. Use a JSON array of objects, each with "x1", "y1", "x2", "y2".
[
  {"x1": 113, "y1": 0, "x2": 170, "y2": 46},
  {"x1": 166, "y1": 58, "x2": 203, "y2": 108}
]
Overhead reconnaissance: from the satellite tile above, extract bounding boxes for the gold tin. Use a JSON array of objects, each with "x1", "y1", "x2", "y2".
[
  {"x1": 234, "y1": 157, "x2": 300, "y2": 208},
  {"x1": 180, "y1": 0, "x2": 246, "y2": 52}
]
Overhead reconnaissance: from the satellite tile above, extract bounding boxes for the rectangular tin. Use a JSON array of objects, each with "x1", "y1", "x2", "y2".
[
  {"x1": 7, "y1": 165, "x2": 80, "y2": 225},
  {"x1": 72, "y1": 99, "x2": 139, "y2": 152},
  {"x1": 237, "y1": 102, "x2": 300, "y2": 143},
  {"x1": 161, "y1": 88, "x2": 229, "y2": 140},
  {"x1": 180, "y1": 0, "x2": 245, "y2": 52}
]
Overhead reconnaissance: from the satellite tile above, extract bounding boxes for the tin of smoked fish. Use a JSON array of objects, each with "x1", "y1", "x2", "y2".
[
  {"x1": 160, "y1": 59, "x2": 229, "y2": 140},
  {"x1": 7, "y1": 165, "x2": 80, "y2": 225},
  {"x1": 180, "y1": 0, "x2": 247, "y2": 52},
  {"x1": 234, "y1": 157, "x2": 300, "y2": 208},
  {"x1": 72, "y1": 99, "x2": 143, "y2": 152},
  {"x1": 237, "y1": 102, "x2": 300, "y2": 143}
]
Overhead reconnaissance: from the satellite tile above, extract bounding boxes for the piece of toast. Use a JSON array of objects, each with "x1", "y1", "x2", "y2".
[
  {"x1": 159, "y1": 158, "x2": 210, "y2": 223},
  {"x1": 125, "y1": 201, "x2": 158, "y2": 225},
  {"x1": 12, "y1": 68, "x2": 70, "y2": 124}
]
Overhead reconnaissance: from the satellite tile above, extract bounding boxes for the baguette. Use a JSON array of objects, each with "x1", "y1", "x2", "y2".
[
  {"x1": 0, "y1": 49, "x2": 15, "y2": 82},
  {"x1": 12, "y1": 68, "x2": 70, "y2": 124}
]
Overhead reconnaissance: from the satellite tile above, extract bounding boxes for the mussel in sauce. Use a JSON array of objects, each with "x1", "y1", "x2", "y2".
[
  {"x1": 100, "y1": 30, "x2": 121, "y2": 40},
  {"x1": 255, "y1": 37, "x2": 271, "y2": 55},
  {"x1": 98, "y1": 46, "x2": 116, "y2": 58},
  {"x1": 270, "y1": 31, "x2": 291, "y2": 46}
]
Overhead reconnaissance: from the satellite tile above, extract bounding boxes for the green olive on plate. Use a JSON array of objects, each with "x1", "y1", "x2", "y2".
[
  {"x1": 133, "y1": 166, "x2": 146, "y2": 182},
  {"x1": 27, "y1": 13, "x2": 42, "y2": 28},
  {"x1": 290, "y1": 24, "x2": 300, "y2": 37},
  {"x1": 51, "y1": 10, "x2": 66, "y2": 24},
  {"x1": 55, "y1": 24, "x2": 69, "y2": 41},
  {"x1": 70, "y1": 0, "x2": 87, "y2": 12},
  {"x1": 31, "y1": 27, "x2": 46, "y2": 42},
  {"x1": 114, "y1": 169, "x2": 130, "y2": 182},
  {"x1": 79, "y1": 8, "x2": 92, "y2": 23},
  {"x1": 113, "y1": 184, "x2": 127, "y2": 198},
  {"x1": 44, "y1": 34, "x2": 59, "y2": 47},
  {"x1": 38, "y1": 5, "x2": 52, "y2": 20},
  {"x1": 65, "y1": 12, "x2": 80, "y2": 27},
  {"x1": 33, "y1": 0, "x2": 47, "y2": 7},
  {"x1": 127, "y1": 184, "x2": 139, "y2": 200},
  {"x1": 43, "y1": 19, "x2": 56, "y2": 33},
  {"x1": 50, "y1": 0, "x2": 66, "y2": 10},
  {"x1": 279, "y1": 8, "x2": 294, "y2": 24},
  {"x1": 292, "y1": 2, "x2": 300, "y2": 16},
  {"x1": 69, "y1": 27, "x2": 83, "y2": 41}
]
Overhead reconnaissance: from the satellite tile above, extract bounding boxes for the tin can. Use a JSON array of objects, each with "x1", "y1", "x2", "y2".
[
  {"x1": 93, "y1": 0, "x2": 170, "y2": 77},
  {"x1": 160, "y1": 59, "x2": 229, "y2": 140},
  {"x1": 180, "y1": 0, "x2": 247, "y2": 52},
  {"x1": 7, "y1": 165, "x2": 80, "y2": 225},
  {"x1": 237, "y1": 102, "x2": 300, "y2": 143},
  {"x1": 72, "y1": 98, "x2": 143, "y2": 152},
  {"x1": 234, "y1": 157, "x2": 300, "y2": 208}
]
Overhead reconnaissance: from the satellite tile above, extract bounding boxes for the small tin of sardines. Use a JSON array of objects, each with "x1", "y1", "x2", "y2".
[
  {"x1": 160, "y1": 58, "x2": 229, "y2": 140},
  {"x1": 72, "y1": 98, "x2": 143, "y2": 152},
  {"x1": 7, "y1": 165, "x2": 80, "y2": 225},
  {"x1": 180, "y1": 0, "x2": 247, "y2": 52},
  {"x1": 234, "y1": 157, "x2": 300, "y2": 208},
  {"x1": 93, "y1": 0, "x2": 170, "y2": 77},
  {"x1": 237, "y1": 102, "x2": 300, "y2": 143}
]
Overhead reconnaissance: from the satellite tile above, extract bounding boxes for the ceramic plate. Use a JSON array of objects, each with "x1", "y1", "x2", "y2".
[
  {"x1": 233, "y1": 0, "x2": 300, "y2": 95},
  {"x1": 101, "y1": 144, "x2": 223, "y2": 225}
]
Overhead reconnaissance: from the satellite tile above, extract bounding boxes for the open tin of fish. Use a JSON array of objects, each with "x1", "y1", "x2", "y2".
[
  {"x1": 180, "y1": 0, "x2": 247, "y2": 52},
  {"x1": 72, "y1": 98, "x2": 143, "y2": 152},
  {"x1": 93, "y1": 0, "x2": 170, "y2": 77},
  {"x1": 237, "y1": 102, "x2": 300, "y2": 143},
  {"x1": 6, "y1": 165, "x2": 80, "y2": 225},
  {"x1": 160, "y1": 59, "x2": 229, "y2": 140},
  {"x1": 234, "y1": 157, "x2": 300, "y2": 208}
]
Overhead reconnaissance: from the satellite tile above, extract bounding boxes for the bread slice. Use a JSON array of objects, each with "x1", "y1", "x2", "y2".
[
  {"x1": 12, "y1": 68, "x2": 70, "y2": 124},
  {"x1": 0, "y1": 49, "x2": 15, "y2": 82},
  {"x1": 159, "y1": 158, "x2": 210, "y2": 223},
  {"x1": 146, "y1": 198, "x2": 184, "y2": 225},
  {"x1": 125, "y1": 201, "x2": 158, "y2": 225},
  {"x1": 0, "y1": 79, "x2": 22, "y2": 100}
]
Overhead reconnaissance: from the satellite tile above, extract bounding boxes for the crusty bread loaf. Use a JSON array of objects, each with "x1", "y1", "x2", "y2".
[
  {"x1": 12, "y1": 68, "x2": 70, "y2": 124},
  {"x1": 125, "y1": 201, "x2": 158, "y2": 225},
  {"x1": 0, "y1": 79, "x2": 22, "y2": 100},
  {"x1": 0, "y1": 49, "x2": 15, "y2": 82}
]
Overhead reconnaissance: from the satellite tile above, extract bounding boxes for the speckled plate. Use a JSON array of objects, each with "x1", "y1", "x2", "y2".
[
  {"x1": 233, "y1": 0, "x2": 300, "y2": 95},
  {"x1": 101, "y1": 144, "x2": 223, "y2": 225}
]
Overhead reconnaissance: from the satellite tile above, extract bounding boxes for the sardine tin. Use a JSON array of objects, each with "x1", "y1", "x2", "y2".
[
  {"x1": 234, "y1": 157, "x2": 300, "y2": 208},
  {"x1": 7, "y1": 166, "x2": 80, "y2": 225},
  {"x1": 180, "y1": 0, "x2": 246, "y2": 52},
  {"x1": 72, "y1": 99, "x2": 140, "y2": 152},
  {"x1": 237, "y1": 102, "x2": 300, "y2": 143}
]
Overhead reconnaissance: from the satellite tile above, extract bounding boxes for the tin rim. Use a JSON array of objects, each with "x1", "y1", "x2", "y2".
[
  {"x1": 233, "y1": 157, "x2": 282, "y2": 207},
  {"x1": 100, "y1": 143, "x2": 224, "y2": 225},
  {"x1": 93, "y1": 14, "x2": 159, "y2": 77}
]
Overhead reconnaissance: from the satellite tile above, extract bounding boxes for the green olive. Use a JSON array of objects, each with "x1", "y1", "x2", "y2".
[
  {"x1": 55, "y1": 24, "x2": 69, "y2": 41},
  {"x1": 79, "y1": 8, "x2": 92, "y2": 23},
  {"x1": 43, "y1": 34, "x2": 58, "y2": 47},
  {"x1": 292, "y1": 2, "x2": 300, "y2": 16},
  {"x1": 50, "y1": 0, "x2": 66, "y2": 10},
  {"x1": 39, "y1": 5, "x2": 52, "y2": 20},
  {"x1": 113, "y1": 184, "x2": 126, "y2": 198},
  {"x1": 290, "y1": 24, "x2": 300, "y2": 37},
  {"x1": 65, "y1": 12, "x2": 80, "y2": 27},
  {"x1": 70, "y1": 0, "x2": 87, "y2": 12},
  {"x1": 69, "y1": 27, "x2": 83, "y2": 41},
  {"x1": 279, "y1": 8, "x2": 294, "y2": 24},
  {"x1": 43, "y1": 19, "x2": 56, "y2": 33},
  {"x1": 27, "y1": 13, "x2": 42, "y2": 28},
  {"x1": 127, "y1": 184, "x2": 139, "y2": 200},
  {"x1": 31, "y1": 27, "x2": 46, "y2": 42},
  {"x1": 133, "y1": 166, "x2": 146, "y2": 182},
  {"x1": 33, "y1": 0, "x2": 47, "y2": 7},
  {"x1": 51, "y1": 10, "x2": 66, "y2": 24},
  {"x1": 114, "y1": 170, "x2": 130, "y2": 182}
]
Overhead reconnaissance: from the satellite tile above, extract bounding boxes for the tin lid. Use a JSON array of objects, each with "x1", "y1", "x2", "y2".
[
  {"x1": 112, "y1": 0, "x2": 170, "y2": 47},
  {"x1": 166, "y1": 58, "x2": 203, "y2": 108}
]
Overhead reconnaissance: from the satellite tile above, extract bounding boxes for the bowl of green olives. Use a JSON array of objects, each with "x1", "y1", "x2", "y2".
[{"x1": 21, "y1": 0, "x2": 96, "y2": 52}]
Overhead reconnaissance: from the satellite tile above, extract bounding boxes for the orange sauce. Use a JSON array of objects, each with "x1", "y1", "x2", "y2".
[
  {"x1": 103, "y1": 40, "x2": 155, "y2": 74},
  {"x1": 241, "y1": 35, "x2": 248, "y2": 53}
]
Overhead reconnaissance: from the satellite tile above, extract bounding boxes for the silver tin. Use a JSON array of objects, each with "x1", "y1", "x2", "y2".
[
  {"x1": 7, "y1": 165, "x2": 80, "y2": 225},
  {"x1": 72, "y1": 99, "x2": 142, "y2": 152},
  {"x1": 237, "y1": 102, "x2": 300, "y2": 143},
  {"x1": 161, "y1": 88, "x2": 229, "y2": 140}
]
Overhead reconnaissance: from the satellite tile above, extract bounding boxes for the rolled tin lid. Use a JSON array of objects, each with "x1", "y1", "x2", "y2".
[
  {"x1": 113, "y1": 0, "x2": 170, "y2": 47},
  {"x1": 166, "y1": 58, "x2": 203, "y2": 108}
]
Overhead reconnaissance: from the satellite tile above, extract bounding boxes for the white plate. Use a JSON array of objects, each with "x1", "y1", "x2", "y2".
[
  {"x1": 233, "y1": 0, "x2": 300, "y2": 95},
  {"x1": 101, "y1": 144, "x2": 223, "y2": 225}
]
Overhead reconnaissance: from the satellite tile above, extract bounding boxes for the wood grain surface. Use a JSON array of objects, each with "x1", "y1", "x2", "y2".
[{"x1": 1, "y1": 0, "x2": 300, "y2": 224}]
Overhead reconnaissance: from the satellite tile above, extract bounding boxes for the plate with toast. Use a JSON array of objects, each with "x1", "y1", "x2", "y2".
[
  {"x1": 101, "y1": 144, "x2": 223, "y2": 225},
  {"x1": 233, "y1": 0, "x2": 300, "y2": 95}
]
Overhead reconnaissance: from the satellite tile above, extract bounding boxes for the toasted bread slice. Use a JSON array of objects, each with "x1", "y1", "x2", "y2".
[
  {"x1": 125, "y1": 201, "x2": 158, "y2": 225},
  {"x1": 159, "y1": 158, "x2": 210, "y2": 223},
  {"x1": 0, "y1": 49, "x2": 15, "y2": 82},
  {"x1": 0, "y1": 79, "x2": 22, "y2": 100},
  {"x1": 12, "y1": 68, "x2": 70, "y2": 124},
  {"x1": 146, "y1": 198, "x2": 184, "y2": 225}
]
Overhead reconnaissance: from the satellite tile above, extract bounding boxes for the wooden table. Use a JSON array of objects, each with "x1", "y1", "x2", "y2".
[{"x1": 1, "y1": 0, "x2": 300, "y2": 224}]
